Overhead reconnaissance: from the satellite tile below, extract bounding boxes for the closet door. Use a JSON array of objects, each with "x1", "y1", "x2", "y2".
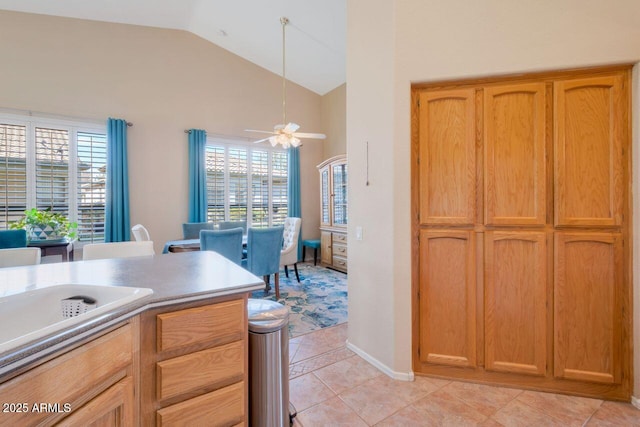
[
  {"x1": 485, "y1": 231, "x2": 547, "y2": 376},
  {"x1": 484, "y1": 83, "x2": 546, "y2": 226},
  {"x1": 554, "y1": 232, "x2": 623, "y2": 384},
  {"x1": 554, "y1": 75, "x2": 625, "y2": 227},
  {"x1": 418, "y1": 89, "x2": 476, "y2": 225},
  {"x1": 418, "y1": 230, "x2": 476, "y2": 368}
]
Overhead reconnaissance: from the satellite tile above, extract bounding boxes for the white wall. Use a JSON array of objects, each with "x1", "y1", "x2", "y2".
[
  {"x1": 0, "y1": 10, "x2": 324, "y2": 251},
  {"x1": 346, "y1": 0, "x2": 640, "y2": 392}
]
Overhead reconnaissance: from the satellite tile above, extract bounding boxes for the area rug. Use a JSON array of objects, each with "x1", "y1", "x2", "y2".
[{"x1": 251, "y1": 262, "x2": 348, "y2": 337}]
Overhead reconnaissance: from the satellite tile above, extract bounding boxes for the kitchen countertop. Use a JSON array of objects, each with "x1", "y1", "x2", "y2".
[{"x1": 0, "y1": 251, "x2": 265, "y2": 376}]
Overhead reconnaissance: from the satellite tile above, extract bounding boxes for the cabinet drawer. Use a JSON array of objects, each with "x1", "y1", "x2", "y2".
[
  {"x1": 157, "y1": 299, "x2": 244, "y2": 353},
  {"x1": 332, "y1": 243, "x2": 347, "y2": 257},
  {"x1": 157, "y1": 341, "x2": 244, "y2": 401},
  {"x1": 332, "y1": 233, "x2": 347, "y2": 243},
  {"x1": 157, "y1": 381, "x2": 245, "y2": 427},
  {"x1": 0, "y1": 324, "x2": 133, "y2": 427},
  {"x1": 332, "y1": 256, "x2": 348, "y2": 271}
]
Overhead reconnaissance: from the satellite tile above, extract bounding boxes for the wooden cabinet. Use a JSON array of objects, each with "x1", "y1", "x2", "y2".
[
  {"x1": 0, "y1": 319, "x2": 138, "y2": 426},
  {"x1": 140, "y1": 296, "x2": 248, "y2": 426},
  {"x1": 412, "y1": 66, "x2": 631, "y2": 401},
  {"x1": 318, "y1": 155, "x2": 348, "y2": 273}
]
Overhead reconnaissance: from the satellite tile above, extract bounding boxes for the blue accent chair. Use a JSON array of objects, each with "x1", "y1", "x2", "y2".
[
  {"x1": 200, "y1": 228, "x2": 244, "y2": 266},
  {"x1": 182, "y1": 222, "x2": 214, "y2": 239},
  {"x1": 243, "y1": 226, "x2": 285, "y2": 299},
  {"x1": 0, "y1": 229, "x2": 27, "y2": 249}
]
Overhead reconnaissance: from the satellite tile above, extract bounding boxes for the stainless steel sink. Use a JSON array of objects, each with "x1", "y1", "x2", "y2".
[{"x1": 0, "y1": 284, "x2": 152, "y2": 354}]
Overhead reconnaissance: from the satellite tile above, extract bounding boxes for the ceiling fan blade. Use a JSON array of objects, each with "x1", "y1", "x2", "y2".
[
  {"x1": 245, "y1": 129, "x2": 276, "y2": 135},
  {"x1": 283, "y1": 122, "x2": 300, "y2": 133},
  {"x1": 292, "y1": 132, "x2": 327, "y2": 139},
  {"x1": 252, "y1": 137, "x2": 271, "y2": 144}
]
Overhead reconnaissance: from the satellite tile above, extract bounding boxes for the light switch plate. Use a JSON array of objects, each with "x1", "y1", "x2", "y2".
[{"x1": 356, "y1": 226, "x2": 363, "y2": 241}]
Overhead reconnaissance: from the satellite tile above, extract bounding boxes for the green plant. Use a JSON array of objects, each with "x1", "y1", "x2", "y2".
[{"x1": 10, "y1": 208, "x2": 78, "y2": 240}]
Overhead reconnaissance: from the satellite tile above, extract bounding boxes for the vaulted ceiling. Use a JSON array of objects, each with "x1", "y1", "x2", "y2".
[{"x1": 0, "y1": 0, "x2": 346, "y2": 95}]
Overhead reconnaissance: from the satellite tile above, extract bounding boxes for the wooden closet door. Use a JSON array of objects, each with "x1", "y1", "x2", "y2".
[
  {"x1": 554, "y1": 75, "x2": 625, "y2": 226},
  {"x1": 485, "y1": 83, "x2": 546, "y2": 225},
  {"x1": 485, "y1": 231, "x2": 547, "y2": 376},
  {"x1": 418, "y1": 230, "x2": 476, "y2": 368},
  {"x1": 554, "y1": 232, "x2": 623, "y2": 384},
  {"x1": 418, "y1": 89, "x2": 476, "y2": 225}
]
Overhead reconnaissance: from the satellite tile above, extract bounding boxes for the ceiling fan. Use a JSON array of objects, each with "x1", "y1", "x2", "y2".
[{"x1": 245, "y1": 17, "x2": 326, "y2": 148}]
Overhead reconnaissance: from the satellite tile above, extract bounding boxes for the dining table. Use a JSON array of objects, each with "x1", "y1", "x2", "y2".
[{"x1": 163, "y1": 236, "x2": 248, "y2": 254}]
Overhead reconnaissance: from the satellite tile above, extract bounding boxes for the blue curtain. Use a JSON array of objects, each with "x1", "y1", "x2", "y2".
[
  {"x1": 287, "y1": 147, "x2": 302, "y2": 260},
  {"x1": 105, "y1": 118, "x2": 130, "y2": 242},
  {"x1": 188, "y1": 129, "x2": 207, "y2": 222}
]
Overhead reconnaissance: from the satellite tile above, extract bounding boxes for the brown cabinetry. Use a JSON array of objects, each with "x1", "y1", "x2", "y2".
[
  {"x1": 140, "y1": 297, "x2": 248, "y2": 426},
  {"x1": 318, "y1": 155, "x2": 348, "y2": 273},
  {"x1": 0, "y1": 320, "x2": 138, "y2": 426},
  {"x1": 412, "y1": 66, "x2": 631, "y2": 400}
]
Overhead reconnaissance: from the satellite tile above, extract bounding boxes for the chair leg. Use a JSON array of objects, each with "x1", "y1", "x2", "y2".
[
  {"x1": 314, "y1": 248, "x2": 318, "y2": 266},
  {"x1": 294, "y1": 263, "x2": 300, "y2": 282},
  {"x1": 263, "y1": 275, "x2": 271, "y2": 293},
  {"x1": 284, "y1": 265, "x2": 289, "y2": 278},
  {"x1": 275, "y1": 273, "x2": 280, "y2": 300}
]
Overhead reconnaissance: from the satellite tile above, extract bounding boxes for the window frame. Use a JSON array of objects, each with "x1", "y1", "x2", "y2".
[
  {"x1": 0, "y1": 112, "x2": 107, "y2": 246},
  {"x1": 206, "y1": 136, "x2": 288, "y2": 228}
]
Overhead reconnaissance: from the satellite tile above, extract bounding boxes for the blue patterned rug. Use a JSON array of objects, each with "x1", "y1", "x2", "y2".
[{"x1": 251, "y1": 262, "x2": 348, "y2": 337}]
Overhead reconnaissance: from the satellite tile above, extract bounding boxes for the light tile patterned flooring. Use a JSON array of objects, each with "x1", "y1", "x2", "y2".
[{"x1": 289, "y1": 323, "x2": 640, "y2": 426}]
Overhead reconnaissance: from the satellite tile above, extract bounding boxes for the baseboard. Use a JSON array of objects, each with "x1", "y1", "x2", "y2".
[
  {"x1": 346, "y1": 339, "x2": 414, "y2": 382},
  {"x1": 632, "y1": 396, "x2": 640, "y2": 409}
]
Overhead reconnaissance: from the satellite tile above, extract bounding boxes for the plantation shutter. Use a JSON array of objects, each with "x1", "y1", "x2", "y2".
[
  {"x1": 35, "y1": 127, "x2": 70, "y2": 217},
  {"x1": 0, "y1": 124, "x2": 27, "y2": 229},
  {"x1": 228, "y1": 147, "x2": 248, "y2": 222},
  {"x1": 205, "y1": 146, "x2": 225, "y2": 223},
  {"x1": 271, "y1": 151, "x2": 288, "y2": 225},
  {"x1": 76, "y1": 132, "x2": 107, "y2": 242},
  {"x1": 251, "y1": 149, "x2": 269, "y2": 227}
]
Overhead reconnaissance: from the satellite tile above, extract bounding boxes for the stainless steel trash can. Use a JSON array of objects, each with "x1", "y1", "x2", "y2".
[{"x1": 247, "y1": 298, "x2": 290, "y2": 427}]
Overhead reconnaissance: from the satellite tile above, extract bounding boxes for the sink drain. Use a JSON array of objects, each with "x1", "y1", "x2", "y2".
[{"x1": 61, "y1": 295, "x2": 97, "y2": 318}]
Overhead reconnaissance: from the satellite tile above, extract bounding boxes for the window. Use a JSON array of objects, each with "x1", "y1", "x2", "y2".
[
  {"x1": 0, "y1": 113, "x2": 107, "y2": 243},
  {"x1": 205, "y1": 138, "x2": 288, "y2": 227}
]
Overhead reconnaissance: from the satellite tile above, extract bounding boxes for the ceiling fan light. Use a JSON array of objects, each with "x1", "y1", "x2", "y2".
[
  {"x1": 268, "y1": 136, "x2": 278, "y2": 147},
  {"x1": 291, "y1": 137, "x2": 301, "y2": 147}
]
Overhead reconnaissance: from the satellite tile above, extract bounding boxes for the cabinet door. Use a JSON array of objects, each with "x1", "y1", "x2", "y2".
[
  {"x1": 419, "y1": 230, "x2": 476, "y2": 367},
  {"x1": 554, "y1": 75, "x2": 626, "y2": 226},
  {"x1": 320, "y1": 167, "x2": 331, "y2": 227},
  {"x1": 485, "y1": 231, "x2": 547, "y2": 376},
  {"x1": 554, "y1": 232, "x2": 623, "y2": 384},
  {"x1": 485, "y1": 83, "x2": 546, "y2": 226},
  {"x1": 418, "y1": 89, "x2": 476, "y2": 225},
  {"x1": 57, "y1": 377, "x2": 134, "y2": 427},
  {"x1": 320, "y1": 231, "x2": 332, "y2": 265},
  {"x1": 332, "y1": 162, "x2": 348, "y2": 226}
]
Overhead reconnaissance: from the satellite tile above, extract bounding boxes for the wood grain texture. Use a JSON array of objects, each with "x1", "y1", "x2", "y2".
[
  {"x1": 157, "y1": 299, "x2": 244, "y2": 353},
  {"x1": 554, "y1": 75, "x2": 625, "y2": 226},
  {"x1": 554, "y1": 232, "x2": 623, "y2": 384},
  {"x1": 485, "y1": 83, "x2": 546, "y2": 225},
  {"x1": 419, "y1": 230, "x2": 476, "y2": 367},
  {"x1": 419, "y1": 89, "x2": 476, "y2": 225},
  {"x1": 485, "y1": 231, "x2": 547, "y2": 376},
  {"x1": 157, "y1": 341, "x2": 244, "y2": 402},
  {"x1": 320, "y1": 231, "x2": 332, "y2": 265},
  {"x1": 156, "y1": 382, "x2": 244, "y2": 427}
]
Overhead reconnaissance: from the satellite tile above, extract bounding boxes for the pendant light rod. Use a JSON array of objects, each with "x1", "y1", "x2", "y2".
[{"x1": 281, "y1": 16, "x2": 288, "y2": 126}]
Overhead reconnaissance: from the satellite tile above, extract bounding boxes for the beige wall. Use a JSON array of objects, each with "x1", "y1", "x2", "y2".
[
  {"x1": 346, "y1": 0, "x2": 640, "y2": 391},
  {"x1": 0, "y1": 10, "x2": 324, "y2": 251},
  {"x1": 321, "y1": 83, "x2": 347, "y2": 159}
]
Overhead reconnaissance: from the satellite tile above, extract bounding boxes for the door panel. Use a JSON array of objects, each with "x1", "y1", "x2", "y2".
[
  {"x1": 419, "y1": 230, "x2": 476, "y2": 367},
  {"x1": 419, "y1": 89, "x2": 476, "y2": 225},
  {"x1": 485, "y1": 231, "x2": 546, "y2": 375},
  {"x1": 554, "y1": 76, "x2": 625, "y2": 226},
  {"x1": 485, "y1": 83, "x2": 546, "y2": 225},
  {"x1": 554, "y1": 232, "x2": 622, "y2": 384}
]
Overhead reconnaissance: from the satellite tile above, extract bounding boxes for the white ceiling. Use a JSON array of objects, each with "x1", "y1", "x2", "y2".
[{"x1": 0, "y1": 0, "x2": 346, "y2": 95}]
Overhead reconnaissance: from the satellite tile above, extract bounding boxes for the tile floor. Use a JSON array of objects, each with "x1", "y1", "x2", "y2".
[{"x1": 288, "y1": 323, "x2": 640, "y2": 426}]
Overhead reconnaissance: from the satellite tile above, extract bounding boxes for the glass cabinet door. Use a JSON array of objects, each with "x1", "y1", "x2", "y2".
[
  {"x1": 320, "y1": 168, "x2": 330, "y2": 226},
  {"x1": 332, "y1": 163, "x2": 348, "y2": 226}
]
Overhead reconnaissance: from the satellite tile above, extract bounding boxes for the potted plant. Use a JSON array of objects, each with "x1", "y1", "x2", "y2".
[{"x1": 10, "y1": 208, "x2": 78, "y2": 242}]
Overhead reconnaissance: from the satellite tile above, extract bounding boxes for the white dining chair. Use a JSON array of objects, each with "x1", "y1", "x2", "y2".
[
  {"x1": 0, "y1": 247, "x2": 41, "y2": 267},
  {"x1": 82, "y1": 241, "x2": 155, "y2": 261},
  {"x1": 280, "y1": 217, "x2": 302, "y2": 282},
  {"x1": 131, "y1": 224, "x2": 151, "y2": 242}
]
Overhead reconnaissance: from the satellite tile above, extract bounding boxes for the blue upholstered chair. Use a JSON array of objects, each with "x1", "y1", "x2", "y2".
[
  {"x1": 243, "y1": 226, "x2": 285, "y2": 299},
  {"x1": 200, "y1": 228, "x2": 244, "y2": 265},
  {"x1": 218, "y1": 221, "x2": 247, "y2": 234},
  {"x1": 0, "y1": 229, "x2": 27, "y2": 249},
  {"x1": 182, "y1": 222, "x2": 214, "y2": 239}
]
